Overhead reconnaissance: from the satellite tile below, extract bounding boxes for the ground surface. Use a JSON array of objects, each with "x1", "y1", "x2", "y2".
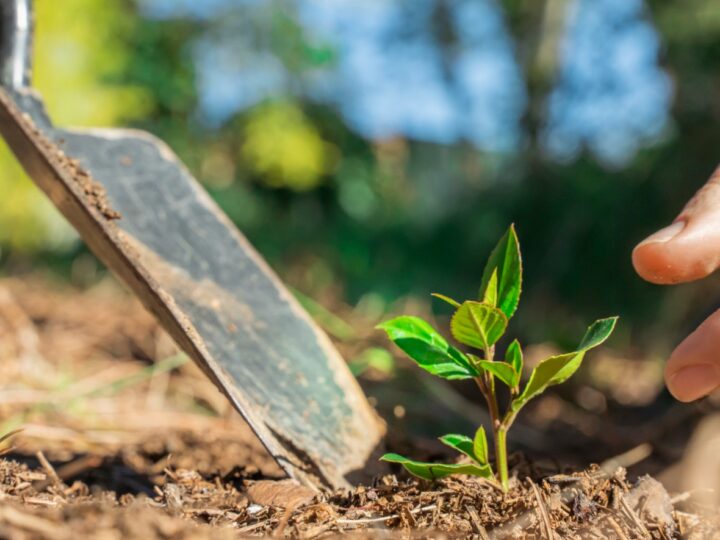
[{"x1": 0, "y1": 274, "x2": 718, "y2": 538}]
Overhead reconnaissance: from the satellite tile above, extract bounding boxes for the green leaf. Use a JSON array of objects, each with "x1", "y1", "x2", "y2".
[
  {"x1": 431, "y1": 293, "x2": 461, "y2": 309},
  {"x1": 483, "y1": 269, "x2": 498, "y2": 307},
  {"x1": 505, "y1": 339, "x2": 523, "y2": 387},
  {"x1": 380, "y1": 453, "x2": 493, "y2": 480},
  {"x1": 473, "y1": 426, "x2": 489, "y2": 465},
  {"x1": 477, "y1": 359, "x2": 518, "y2": 388},
  {"x1": 479, "y1": 225, "x2": 522, "y2": 319},
  {"x1": 450, "y1": 301, "x2": 507, "y2": 352},
  {"x1": 578, "y1": 317, "x2": 618, "y2": 350},
  {"x1": 512, "y1": 351, "x2": 584, "y2": 411},
  {"x1": 512, "y1": 317, "x2": 618, "y2": 411},
  {"x1": 439, "y1": 434, "x2": 476, "y2": 461},
  {"x1": 377, "y1": 316, "x2": 478, "y2": 379}
]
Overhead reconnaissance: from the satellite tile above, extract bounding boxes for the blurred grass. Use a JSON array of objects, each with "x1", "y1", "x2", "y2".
[{"x1": 0, "y1": 353, "x2": 189, "y2": 436}]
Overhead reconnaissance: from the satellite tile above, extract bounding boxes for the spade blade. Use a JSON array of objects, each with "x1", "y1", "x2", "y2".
[{"x1": 0, "y1": 87, "x2": 385, "y2": 490}]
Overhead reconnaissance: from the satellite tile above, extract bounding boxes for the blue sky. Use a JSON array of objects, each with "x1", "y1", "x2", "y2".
[
  {"x1": 138, "y1": 0, "x2": 672, "y2": 166},
  {"x1": 544, "y1": 0, "x2": 672, "y2": 165}
]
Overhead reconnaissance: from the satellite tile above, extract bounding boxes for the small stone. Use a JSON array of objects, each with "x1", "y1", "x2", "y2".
[
  {"x1": 247, "y1": 504, "x2": 264, "y2": 515},
  {"x1": 626, "y1": 476, "x2": 676, "y2": 536},
  {"x1": 246, "y1": 479, "x2": 315, "y2": 509}
]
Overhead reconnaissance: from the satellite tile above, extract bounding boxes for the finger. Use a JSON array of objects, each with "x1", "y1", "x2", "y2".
[
  {"x1": 665, "y1": 308, "x2": 720, "y2": 402},
  {"x1": 632, "y1": 165, "x2": 720, "y2": 285}
]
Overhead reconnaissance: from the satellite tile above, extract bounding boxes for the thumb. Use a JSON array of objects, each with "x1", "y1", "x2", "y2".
[
  {"x1": 633, "y1": 165, "x2": 720, "y2": 284},
  {"x1": 665, "y1": 309, "x2": 720, "y2": 402}
]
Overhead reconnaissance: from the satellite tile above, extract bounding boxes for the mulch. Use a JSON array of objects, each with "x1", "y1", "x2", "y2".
[
  {"x1": 0, "y1": 276, "x2": 718, "y2": 538},
  {"x1": 0, "y1": 449, "x2": 717, "y2": 539},
  {"x1": 306, "y1": 464, "x2": 720, "y2": 539}
]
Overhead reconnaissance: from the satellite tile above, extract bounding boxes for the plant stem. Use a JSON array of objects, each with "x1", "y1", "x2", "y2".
[
  {"x1": 474, "y1": 375, "x2": 504, "y2": 488},
  {"x1": 485, "y1": 373, "x2": 501, "y2": 430},
  {"x1": 495, "y1": 427, "x2": 509, "y2": 492},
  {"x1": 475, "y1": 344, "x2": 508, "y2": 491},
  {"x1": 484, "y1": 372, "x2": 507, "y2": 492}
]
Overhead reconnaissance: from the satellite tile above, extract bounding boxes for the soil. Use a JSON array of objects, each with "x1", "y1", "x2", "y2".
[
  {"x1": 63, "y1": 156, "x2": 122, "y2": 221},
  {"x1": 0, "y1": 275, "x2": 719, "y2": 538},
  {"x1": 0, "y1": 451, "x2": 717, "y2": 539}
]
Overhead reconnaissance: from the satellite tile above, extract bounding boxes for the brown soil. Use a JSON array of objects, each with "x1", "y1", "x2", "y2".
[
  {"x1": 0, "y1": 452, "x2": 717, "y2": 539},
  {"x1": 0, "y1": 275, "x2": 718, "y2": 539},
  {"x1": 64, "y1": 156, "x2": 122, "y2": 221}
]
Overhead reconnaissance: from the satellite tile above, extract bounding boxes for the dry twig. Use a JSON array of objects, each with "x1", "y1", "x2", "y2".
[
  {"x1": 35, "y1": 451, "x2": 63, "y2": 490},
  {"x1": 530, "y1": 480, "x2": 555, "y2": 539}
]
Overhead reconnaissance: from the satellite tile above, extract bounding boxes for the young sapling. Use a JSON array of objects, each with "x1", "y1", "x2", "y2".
[{"x1": 377, "y1": 225, "x2": 617, "y2": 492}]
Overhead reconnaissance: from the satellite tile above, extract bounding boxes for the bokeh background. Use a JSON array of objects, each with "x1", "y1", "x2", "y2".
[
  {"x1": 4, "y1": 0, "x2": 719, "y2": 350},
  {"x1": 1, "y1": 0, "x2": 720, "y2": 459}
]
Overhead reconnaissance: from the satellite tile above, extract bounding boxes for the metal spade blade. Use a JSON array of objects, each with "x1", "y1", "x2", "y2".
[{"x1": 0, "y1": 0, "x2": 384, "y2": 490}]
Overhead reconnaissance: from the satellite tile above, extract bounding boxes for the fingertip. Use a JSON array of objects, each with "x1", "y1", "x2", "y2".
[
  {"x1": 632, "y1": 238, "x2": 684, "y2": 285},
  {"x1": 633, "y1": 219, "x2": 720, "y2": 284},
  {"x1": 634, "y1": 169, "x2": 720, "y2": 285},
  {"x1": 665, "y1": 364, "x2": 720, "y2": 402},
  {"x1": 665, "y1": 311, "x2": 720, "y2": 402}
]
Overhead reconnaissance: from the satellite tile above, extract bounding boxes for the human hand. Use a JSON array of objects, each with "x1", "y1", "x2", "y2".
[{"x1": 633, "y1": 166, "x2": 720, "y2": 402}]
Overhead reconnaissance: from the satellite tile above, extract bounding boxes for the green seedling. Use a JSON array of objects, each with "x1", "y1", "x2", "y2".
[{"x1": 377, "y1": 225, "x2": 617, "y2": 492}]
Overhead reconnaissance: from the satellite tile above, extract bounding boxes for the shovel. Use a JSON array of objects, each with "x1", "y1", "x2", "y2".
[{"x1": 0, "y1": 0, "x2": 384, "y2": 490}]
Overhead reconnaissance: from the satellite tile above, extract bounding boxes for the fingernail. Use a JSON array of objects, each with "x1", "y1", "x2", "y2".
[
  {"x1": 668, "y1": 363, "x2": 720, "y2": 402},
  {"x1": 638, "y1": 221, "x2": 685, "y2": 246}
]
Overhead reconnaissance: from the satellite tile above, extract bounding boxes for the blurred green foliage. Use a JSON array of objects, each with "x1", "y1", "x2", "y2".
[
  {"x1": 1, "y1": 0, "x2": 719, "y2": 355},
  {"x1": 0, "y1": 0, "x2": 150, "y2": 251},
  {"x1": 242, "y1": 100, "x2": 335, "y2": 190}
]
